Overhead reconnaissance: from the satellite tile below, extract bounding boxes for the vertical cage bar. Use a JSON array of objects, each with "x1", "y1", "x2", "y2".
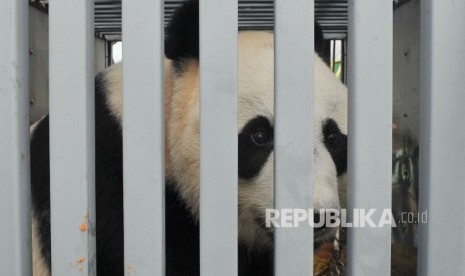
[
  {"x1": 0, "y1": 0, "x2": 31, "y2": 275},
  {"x1": 274, "y1": 0, "x2": 314, "y2": 275},
  {"x1": 418, "y1": 0, "x2": 465, "y2": 275},
  {"x1": 49, "y1": 1, "x2": 96, "y2": 274},
  {"x1": 199, "y1": 0, "x2": 238, "y2": 275},
  {"x1": 346, "y1": 0, "x2": 392, "y2": 275},
  {"x1": 122, "y1": 0, "x2": 165, "y2": 274}
]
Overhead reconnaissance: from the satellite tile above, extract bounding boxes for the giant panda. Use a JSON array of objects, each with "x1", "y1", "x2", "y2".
[{"x1": 30, "y1": 0, "x2": 347, "y2": 275}]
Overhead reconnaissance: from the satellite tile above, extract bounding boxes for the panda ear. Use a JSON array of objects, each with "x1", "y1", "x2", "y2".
[
  {"x1": 165, "y1": 1, "x2": 326, "y2": 63},
  {"x1": 314, "y1": 21, "x2": 326, "y2": 57},
  {"x1": 165, "y1": 0, "x2": 199, "y2": 62}
]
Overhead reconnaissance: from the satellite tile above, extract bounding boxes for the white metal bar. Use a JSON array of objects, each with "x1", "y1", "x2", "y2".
[
  {"x1": 199, "y1": 0, "x2": 238, "y2": 275},
  {"x1": 346, "y1": 0, "x2": 392, "y2": 275},
  {"x1": 0, "y1": 0, "x2": 31, "y2": 275},
  {"x1": 418, "y1": 0, "x2": 465, "y2": 275},
  {"x1": 274, "y1": 0, "x2": 314, "y2": 275},
  {"x1": 49, "y1": 1, "x2": 96, "y2": 274},
  {"x1": 122, "y1": 0, "x2": 165, "y2": 275}
]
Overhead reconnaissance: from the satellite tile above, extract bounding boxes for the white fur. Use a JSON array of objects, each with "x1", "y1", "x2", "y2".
[
  {"x1": 101, "y1": 64, "x2": 123, "y2": 121},
  {"x1": 101, "y1": 31, "x2": 348, "y2": 248},
  {"x1": 30, "y1": 115, "x2": 47, "y2": 139},
  {"x1": 235, "y1": 32, "x2": 347, "y2": 247}
]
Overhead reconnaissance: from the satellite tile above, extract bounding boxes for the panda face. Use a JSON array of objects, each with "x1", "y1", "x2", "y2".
[
  {"x1": 237, "y1": 32, "x2": 348, "y2": 248},
  {"x1": 164, "y1": 31, "x2": 348, "y2": 249}
]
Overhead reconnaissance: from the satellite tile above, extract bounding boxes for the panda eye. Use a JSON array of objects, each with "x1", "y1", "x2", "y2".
[
  {"x1": 251, "y1": 131, "x2": 268, "y2": 145},
  {"x1": 327, "y1": 133, "x2": 339, "y2": 146}
]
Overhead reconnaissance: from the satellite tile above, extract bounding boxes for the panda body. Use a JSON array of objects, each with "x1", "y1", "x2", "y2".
[{"x1": 31, "y1": 1, "x2": 348, "y2": 275}]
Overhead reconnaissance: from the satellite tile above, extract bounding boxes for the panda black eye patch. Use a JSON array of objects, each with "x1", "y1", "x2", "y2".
[
  {"x1": 322, "y1": 119, "x2": 347, "y2": 176},
  {"x1": 238, "y1": 116, "x2": 274, "y2": 179}
]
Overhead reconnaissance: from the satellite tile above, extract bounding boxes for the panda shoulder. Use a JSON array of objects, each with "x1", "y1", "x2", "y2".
[{"x1": 96, "y1": 63, "x2": 123, "y2": 123}]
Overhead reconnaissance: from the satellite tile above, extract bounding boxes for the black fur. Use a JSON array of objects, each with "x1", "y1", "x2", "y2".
[
  {"x1": 31, "y1": 74, "x2": 125, "y2": 274},
  {"x1": 164, "y1": 0, "x2": 326, "y2": 68},
  {"x1": 30, "y1": 74, "x2": 273, "y2": 276},
  {"x1": 31, "y1": 1, "x2": 331, "y2": 274},
  {"x1": 322, "y1": 119, "x2": 347, "y2": 176},
  {"x1": 314, "y1": 21, "x2": 326, "y2": 58},
  {"x1": 238, "y1": 116, "x2": 274, "y2": 179},
  {"x1": 30, "y1": 115, "x2": 51, "y2": 269},
  {"x1": 93, "y1": 73, "x2": 125, "y2": 274},
  {"x1": 165, "y1": 0, "x2": 199, "y2": 64}
]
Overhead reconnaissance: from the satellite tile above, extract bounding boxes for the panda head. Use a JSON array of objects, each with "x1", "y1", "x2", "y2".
[{"x1": 164, "y1": 0, "x2": 348, "y2": 249}]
